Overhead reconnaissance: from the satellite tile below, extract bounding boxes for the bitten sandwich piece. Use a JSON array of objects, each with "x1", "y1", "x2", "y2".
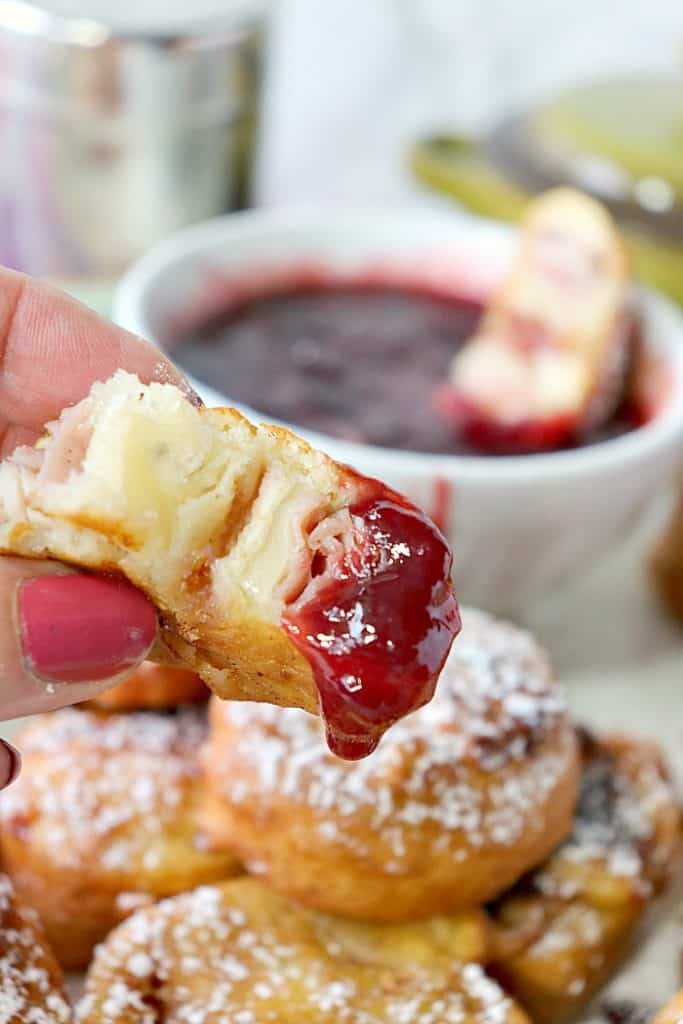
[
  {"x1": 440, "y1": 188, "x2": 632, "y2": 453},
  {"x1": 0, "y1": 371, "x2": 459, "y2": 759}
]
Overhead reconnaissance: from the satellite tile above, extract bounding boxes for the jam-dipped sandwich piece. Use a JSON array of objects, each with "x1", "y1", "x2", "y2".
[
  {"x1": 440, "y1": 188, "x2": 632, "y2": 453},
  {"x1": 0, "y1": 371, "x2": 460, "y2": 759}
]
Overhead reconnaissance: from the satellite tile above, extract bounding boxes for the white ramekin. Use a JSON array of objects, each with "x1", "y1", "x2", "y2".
[{"x1": 113, "y1": 208, "x2": 683, "y2": 613}]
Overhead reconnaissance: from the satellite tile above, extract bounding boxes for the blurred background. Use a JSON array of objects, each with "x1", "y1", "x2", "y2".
[
  {"x1": 260, "y1": 0, "x2": 683, "y2": 208},
  {"x1": 2, "y1": 0, "x2": 683, "y2": 292}
]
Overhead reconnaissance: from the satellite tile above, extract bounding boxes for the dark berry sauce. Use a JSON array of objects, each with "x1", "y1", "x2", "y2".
[
  {"x1": 282, "y1": 481, "x2": 461, "y2": 760},
  {"x1": 171, "y1": 275, "x2": 649, "y2": 456}
]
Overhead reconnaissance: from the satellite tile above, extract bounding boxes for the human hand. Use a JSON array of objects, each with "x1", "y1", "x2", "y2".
[{"x1": 0, "y1": 267, "x2": 200, "y2": 784}]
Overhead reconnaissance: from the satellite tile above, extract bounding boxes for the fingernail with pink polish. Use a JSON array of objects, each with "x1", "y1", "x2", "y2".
[
  {"x1": 0, "y1": 740, "x2": 20, "y2": 789},
  {"x1": 19, "y1": 574, "x2": 157, "y2": 685}
]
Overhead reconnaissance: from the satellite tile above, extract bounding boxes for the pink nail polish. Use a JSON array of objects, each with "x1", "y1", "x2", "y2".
[
  {"x1": 19, "y1": 574, "x2": 157, "y2": 684},
  {"x1": 0, "y1": 740, "x2": 20, "y2": 789}
]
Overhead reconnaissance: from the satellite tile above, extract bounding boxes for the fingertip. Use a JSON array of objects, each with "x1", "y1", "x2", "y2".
[
  {"x1": 0, "y1": 739, "x2": 21, "y2": 790},
  {"x1": 0, "y1": 269, "x2": 200, "y2": 432}
]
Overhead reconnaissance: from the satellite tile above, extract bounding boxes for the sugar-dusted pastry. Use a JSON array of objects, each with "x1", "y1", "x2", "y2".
[
  {"x1": 651, "y1": 483, "x2": 683, "y2": 623},
  {"x1": 0, "y1": 706, "x2": 240, "y2": 970},
  {"x1": 491, "y1": 730, "x2": 680, "y2": 1024},
  {"x1": 441, "y1": 188, "x2": 632, "y2": 453},
  {"x1": 87, "y1": 662, "x2": 208, "y2": 711},
  {"x1": 0, "y1": 370, "x2": 460, "y2": 759},
  {"x1": 78, "y1": 877, "x2": 530, "y2": 1024},
  {"x1": 294, "y1": 731, "x2": 677, "y2": 1023},
  {"x1": 199, "y1": 608, "x2": 580, "y2": 921},
  {"x1": 0, "y1": 871, "x2": 71, "y2": 1023}
]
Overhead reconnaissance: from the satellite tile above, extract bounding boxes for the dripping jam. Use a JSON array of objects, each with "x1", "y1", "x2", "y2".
[{"x1": 282, "y1": 481, "x2": 461, "y2": 760}]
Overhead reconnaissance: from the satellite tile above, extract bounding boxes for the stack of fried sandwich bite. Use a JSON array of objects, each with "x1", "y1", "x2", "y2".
[
  {"x1": 0, "y1": 663, "x2": 240, "y2": 974},
  {"x1": 0, "y1": 609, "x2": 679, "y2": 1024}
]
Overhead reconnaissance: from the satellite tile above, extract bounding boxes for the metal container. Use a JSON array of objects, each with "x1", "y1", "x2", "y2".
[{"x1": 0, "y1": 0, "x2": 264, "y2": 277}]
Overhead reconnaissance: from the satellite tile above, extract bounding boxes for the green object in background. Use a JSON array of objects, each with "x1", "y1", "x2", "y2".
[
  {"x1": 412, "y1": 74, "x2": 683, "y2": 306},
  {"x1": 413, "y1": 135, "x2": 529, "y2": 221},
  {"x1": 536, "y1": 75, "x2": 683, "y2": 191}
]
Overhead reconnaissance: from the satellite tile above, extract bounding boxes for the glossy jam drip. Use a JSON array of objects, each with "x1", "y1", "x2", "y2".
[{"x1": 282, "y1": 486, "x2": 461, "y2": 760}]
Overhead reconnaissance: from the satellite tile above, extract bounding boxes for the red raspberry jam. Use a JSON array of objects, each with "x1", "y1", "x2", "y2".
[{"x1": 283, "y1": 482, "x2": 461, "y2": 760}]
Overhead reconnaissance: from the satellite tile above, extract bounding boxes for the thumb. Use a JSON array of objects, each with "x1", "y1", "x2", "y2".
[{"x1": 2, "y1": 558, "x2": 157, "y2": 721}]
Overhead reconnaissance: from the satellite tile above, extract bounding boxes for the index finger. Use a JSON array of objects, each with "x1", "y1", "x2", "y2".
[{"x1": 0, "y1": 266, "x2": 197, "y2": 434}]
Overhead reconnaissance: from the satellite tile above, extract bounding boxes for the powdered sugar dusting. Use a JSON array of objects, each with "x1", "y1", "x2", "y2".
[
  {"x1": 566, "y1": 755, "x2": 656, "y2": 879},
  {"x1": 0, "y1": 873, "x2": 71, "y2": 1023},
  {"x1": 1, "y1": 706, "x2": 210, "y2": 872},
  {"x1": 78, "y1": 880, "x2": 519, "y2": 1024},
  {"x1": 534, "y1": 736, "x2": 679, "y2": 899},
  {"x1": 490, "y1": 736, "x2": 680, "y2": 1013},
  {"x1": 206, "y1": 608, "x2": 573, "y2": 861},
  {"x1": 10, "y1": 704, "x2": 207, "y2": 758}
]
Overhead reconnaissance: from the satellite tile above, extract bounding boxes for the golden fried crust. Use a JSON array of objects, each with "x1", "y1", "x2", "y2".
[
  {"x1": 78, "y1": 878, "x2": 530, "y2": 1024},
  {"x1": 86, "y1": 662, "x2": 208, "y2": 711},
  {"x1": 199, "y1": 609, "x2": 580, "y2": 921},
  {"x1": 491, "y1": 733, "x2": 681, "y2": 1024},
  {"x1": 0, "y1": 707, "x2": 240, "y2": 970},
  {"x1": 160, "y1": 616, "x2": 319, "y2": 715},
  {"x1": 654, "y1": 990, "x2": 683, "y2": 1024},
  {"x1": 0, "y1": 872, "x2": 71, "y2": 1023}
]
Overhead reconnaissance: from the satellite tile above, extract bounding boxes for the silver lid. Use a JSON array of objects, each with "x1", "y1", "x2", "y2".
[
  {"x1": 0, "y1": 0, "x2": 264, "y2": 274},
  {"x1": 0, "y1": 0, "x2": 266, "y2": 38},
  {"x1": 0, "y1": 0, "x2": 265, "y2": 117}
]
